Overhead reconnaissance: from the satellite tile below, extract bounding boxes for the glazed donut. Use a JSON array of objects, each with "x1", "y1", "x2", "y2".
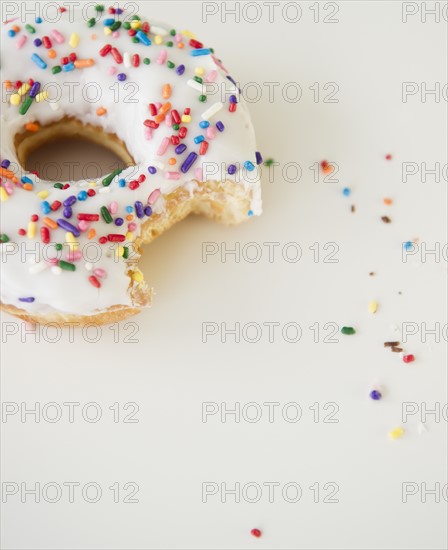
[{"x1": 0, "y1": 3, "x2": 262, "y2": 325}]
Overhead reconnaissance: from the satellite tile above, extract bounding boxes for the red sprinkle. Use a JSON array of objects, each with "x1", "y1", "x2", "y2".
[
  {"x1": 18, "y1": 228, "x2": 26, "y2": 236},
  {"x1": 111, "y1": 47, "x2": 123, "y2": 64},
  {"x1": 386, "y1": 154, "x2": 393, "y2": 160},
  {"x1": 87, "y1": 189, "x2": 96, "y2": 197},
  {"x1": 69, "y1": 52, "x2": 77, "y2": 62},
  {"x1": 15, "y1": 80, "x2": 22, "y2": 89},
  {"x1": 403, "y1": 354, "x2": 415, "y2": 363},
  {"x1": 171, "y1": 109, "x2": 181, "y2": 124},
  {"x1": 129, "y1": 180, "x2": 140, "y2": 190},
  {"x1": 178, "y1": 126, "x2": 187, "y2": 139},
  {"x1": 141, "y1": 22, "x2": 150, "y2": 33},
  {"x1": 189, "y1": 38, "x2": 204, "y2": 49},
  {"x1": 132, "y1": 54, "x2": 140, "y2": 67},
  {"x1": 61, "y1": 56, "x2": 69, "y2": 65},
  {"x1": 250, "y1": 529, "x2": 262, "y2": 538},
  {"x1": 77, "y1": 213, "x2": 99, "y2": 221},
  {"x1": 128, "y1": 29, "x2": 137, "y2": 37},
  {"x1": 42, "y1": 36, "x2": 52, "y2": 49},
  {"x1": 50, "y1": 200, "x2": 62, "y2": 211},
  {"x1": 99, "y1": 44, "x2": 112, "y2": 57},
  {"x1": 229, "y1": 102, "x2": 237, "y2": 113},
  {"x1": 88, "y1": 275, "x2": 101, "y2": 288},
  {"x1": 40, "y1": 226, "x2": 50, "y2": 243},
  {"x1": 149, "y1": 103, "x2": 157, "y2": 116},
  {"x1": 144, "y1": 120, "x2": 159, "y2": 129},
  {"x1": 98, "y1": 236, "x2": 107, "y2": 244},
  {"x1": 107, "y1": 234, "x2": 126, "y2": 242},
  {"x1": 138, "y1": 174, "x2": 146, "y2": 183},
  {"x1": 31, "y1": 214, "x2": 39, "y2": 222},
  {"x1": 171, "y1": 135, "x2": 180, "y2": 145},
  {"x1": 199, "y1": 141, "x2": 209, "y2": 155},
  {"x1": 184, "y1": 107, "x2": 191, "y2": 115}
]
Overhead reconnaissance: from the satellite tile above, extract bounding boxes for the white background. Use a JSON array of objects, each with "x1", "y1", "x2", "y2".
[{"x1": 1, "y1": 1, "x2": 447, "y2": 549}]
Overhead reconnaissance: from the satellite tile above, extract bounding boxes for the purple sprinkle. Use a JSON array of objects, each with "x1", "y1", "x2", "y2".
[
  {"x1": 1, "y1": 159, "x2": 11, "y2": 169},
  {"x1": 176, "y1": 64, "x2": 185, "y2": 75},
  {"x1": 256, "y1": 151, "x2": 263, "y2": 165},
  {"x1": 63, "y1": 206, "x2": 73, "y2": 219},
  {"x1": 117, "y1": 73, "x2": 126, "y2": 81},
  {"x1": 33, "y1": 38, "x2": 42, "y2": 47},
  {"x1": 19, "y1": 297, "x2": 35, "y2": 303},
  {"x1": 175, "y1": 144, "x2": 187, "y2": 155},
  {"x1": 29, "y1": 82, "x2": 41, "y2": 98},
  {"x1": 114, "y1": 217, "x2": 124, "y2": 226},
  {"x1": 57, "y1": 219, "x2": 80, "y2": 237},
  {"x1": 229, "y1": 94, "x2": 237, "y2": 104},
  {"x1": 116, "y1": 8, "x2": 123, "y2": 14},
  {"x1": 216, "y1": 121, "x2": 225, "y2": 132},
  {"x1": 134, "y1": 201, "x2": 144, "y2": 218},
  {"x1": 228, "y1": 164, "x2": 237, "y2": 175},
  {"x1": 63, "y1": 195, "x2": 77, "y2": 207},
  {"x1": 148, "y1": 166, "x2": 157, "y2": 174},
  {"x1": 370, "y1": 390, "x2": 382, "y2": 401},
  {"x1": 180, "y1": 152, "x2": 198, "y2": 174},
  {"x1": 227, "y1": 75, "x2": 237, "y2": 86},
  {"x1": 144, "y1": 206, "x2": 152, "y2": 217}
]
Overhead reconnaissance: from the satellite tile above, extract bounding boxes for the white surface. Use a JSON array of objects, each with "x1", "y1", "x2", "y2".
[{"x1": 1, "y1": 1, "x2": 447, "y2": 549}]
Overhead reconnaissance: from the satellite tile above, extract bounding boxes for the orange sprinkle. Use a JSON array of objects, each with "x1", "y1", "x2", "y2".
[
  {"x1": 24, "y1": 122, "x2": 40, "y2": 132},
  {"x1": 177, "y1": 42, "x2": 184, "y2": 49},
  {"x1": 160, "y1": 101, "x2": 171, "y2": 114},
  {"x1": 74, "y1": 59, "x2": 95, "y2": 68},
  {"x1": 162, "y1": 83, "x2": 171, "y2": 99},
  {"x1": 12, "y1": 25, "x2": 20, "y2": 32},
  {"x1": 168, "y1": 157, "x2": 176, "y2": 165},
  {"x1": 155, "y1": 113, "x2": 166, "y2": 124},
  {"x1": 48, "y1": 49, "x2": 57, "y2": 59},
  {"x1": 22, "y1": 183, "x2": 33, "y2": 191},
  {"x1": 126, "y1": 214, "x2": 134, "y2": 221},
  {"x1": 322, "y1": 165, "x2": 333, "y2": 174},
  {"x1": 0, "y1": 167, "x2": 18, "y2": 183},
  {"x1": 383, "y1": 198, "x2": 393, "y2": 205},
  {"x1": 87, "y1": 228, "x2": 96, "y2": 239},
  {"x1": 4, "y1": 80, "x2": 13, "y2": 90},
  {"x1": 43, "y1": 217, "x2": 58, "y2": 229},
  {"x1": 96, "y1": 107, "x2": 107, "y2": 116}
]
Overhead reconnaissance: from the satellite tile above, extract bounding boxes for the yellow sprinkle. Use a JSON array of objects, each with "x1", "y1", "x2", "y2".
[
  {"x1": 69, "y1": 32, "x2": 79, "y2": 48},
  {"x1": 154, "y1": 35, "x2": 163, "y2": 45},
  {"x1": 182, "y1": 30, "x2": 195, "y2": 38},
  {"x1": 132, "y1": 270, "x2": 144, "y2": 282},
  {"x1": 389, "y1": 427, "x2": 405, "y2": 440},
  {"x1": 104, "y1": 27, "x2": 112, "y2": 36},
  {"x1": 18, "y1": 83, "x2": 31, "y2": 96},
  {"x1": 0, "y1": 188, "x2": 9, "y2": 202},
  {"x1": 27, "y1": 221, "x2": 37, "y2": 239},
  {"x1": 65, "y1": 231, "x2": 78, "y2": 251},
  {"x1": 130, "y1": 20, "x2": 142, "y2": 29},
  {"x1": 181, "y1": 114, "x2": 192, "y2": 123},
  {"x1": 36, "y1": 190, "x2": 50, "y2": 199},
  {"x1": 195, "y1": 67, "x2": 205, "y2": 76},
  {"x1": 368, "y1": 301, "x2": 378, "y2": 314},
  {"x1": 35, "y1": 91, "x2": 49, "y2": 103},
  {"x1": 125, "y1": 231, "x2": 134, "y2": 242},
  {"x1": 115, "y1": 246, "x2": 124, "y2": 258},
  {"x1": 10, "y1": 94, "x2": 21, "y2": 106}
]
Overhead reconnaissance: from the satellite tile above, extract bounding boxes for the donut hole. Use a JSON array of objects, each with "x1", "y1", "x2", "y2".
[{"x1": 15, "y1": 117, "x2": 135, "y2": 182}]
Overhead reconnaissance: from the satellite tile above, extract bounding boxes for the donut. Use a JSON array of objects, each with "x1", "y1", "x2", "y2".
[{"x1": 0, "y1": 3, "x2": 262, "y2": 325}]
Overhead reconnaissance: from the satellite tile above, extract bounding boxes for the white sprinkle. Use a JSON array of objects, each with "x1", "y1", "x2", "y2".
[
  {"x1": 29, "y1": 261, "x2": 48, "y2": 274},
  {"x1": 187, "y1": 79, "x2": 204, "y2": 93},
  {"x1": 85, "y1": 262, "x2": 93, "y2": 271},
  {"x1": 201, "y1": 102, "x2": 224, "y2": 121},
  {"x1": 123, "y1": 52, "x2": 132, "y2": 68},
  {"x1": 151, "y1": 26, "x2": 168, "y2": 36},
  {"x1": 51, "y1": 266, "x2": 62, "y2": 275},
  {"x1": 98, "y1": 187, "x2": 110, "y2": 194}
]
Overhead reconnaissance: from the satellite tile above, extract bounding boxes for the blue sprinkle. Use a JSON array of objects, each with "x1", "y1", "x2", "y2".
[
  {"x1": 191, "y1": 48, "x2": 212, "y2": 57},
  {"x1": 115, "y1": 217, "x2": 124, "y2": 226},
  {"x1": 103, "y1": 18, "x2": 115, "y2": 26},
  {"x1": 216, "y1": 121, "x2": 225, "y2": 132},
  {"x1": 404, "y1": 241, "x2": 414, "y2": 251},
  {"x1": 62, "y1": 62, "x2": 75, "y2": 72},
  {"x1": 194, "y1": 135, "x2": 204, "y2": 144},
  {"x1": 199, "y1": 121, "x2": 210, "y2": 129},
  {"x1": 148, "y1": 166, "x2": 157, "y2": 175},
  {"x1": 228, "y1": 164, "x2": 237, "y2": 175},
  {"x1": 136, "y1": 30, "x2": 151, "y2": 46},
  {"x1": 8, "y1": 30, "x2": 15, "y2": 37},
  {"x1": 175, "y1": 144, "x2": 187, "y2": 155},
  {"x1": 40, "y1": 201, "x2": 51, "y2": 214},
  {"x1": 31, "y1": 53, "x2": 47, "y2": 69},
  {"x1": 19, "y1": 297, "x2": 35, "y2": 303},
  {"x1": 35, "y1": 17, "x2": 42, "y2": 23},
  {"x1": 247, "y1": 210, "x2": 254, "y2": 217},
  {"x1": 21, "y1": 176, "x2": 33, "y2": 184},
  {"x1": 176, "y1": 64, "x2": 185, "y2": 75},
  {"x1": 244, "y1": 161, "x2": 255, "y2": 172},
  {"x1": 118, "y1": 178, "x2": 126, "y2": 187},
  {"x1": 342, "y1": 187, "x2": 351, "y2": 197},
  {"x1": 126, "y1": 206, "x2": 133, "y2": 213},
  {"x1": 117, "y1": 73, "x2": 126, "y2": 81},
  {"x1": 77, "y1": 190, "x2": 88, "y2": 201}
]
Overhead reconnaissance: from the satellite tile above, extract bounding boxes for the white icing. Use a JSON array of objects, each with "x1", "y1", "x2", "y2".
[{"x1": 0, "y1": 4, "x2": 262, "y2": 316}]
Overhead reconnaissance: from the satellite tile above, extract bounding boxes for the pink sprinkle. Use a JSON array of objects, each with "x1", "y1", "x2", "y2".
[
  {"x1": 155, "y1": 102, "x2": 162, "y2": 110},
  {"x1": 109, "y1": 201, "x2": 119, "y2": 214},
  {"x1": 112, "y1": 31, "x2": 120, "y2": 38},
  {"x1": 144, "y1": 127, "x2": 153, "y2": 140},
  {"x1": 165, "y1": 171, "x2": 180, "y2": 180},
  {"x1": 16, "y1": 35, "x2": 27, "y2": 49},
  {"x1": 67, "y1": 251, "x2": 82, "y2": 261},
  {"x1": 156, "y1": 49, "x2": 167, "y2": 65},
  {"x1": 147, "y1": 189, "x2": 161, "y2": 204},
  {"x1": 205, "y1": 70, "x2": 218, "y2": 83},
  {"x1": 51, "y1": 29, "x2": 65, "y2": 44},
  {"x1": 128, "y1": 222, "x2": 137, "y2": 231},
  {"x1": 108, "y1": 66, "x2": 117, "y2": 75},
  {"x1": 165, "y1": 115, "x2": 172, "y2": 127},
  {"x1": 4, "y1": 182, "x2": 14, "y2": 195},
  {"x1": 78, "y1": 220, "x2": 89, "y2": 231},
  {"x1": 174, "y1": 33, "x2": 182, "y2": 43},
  {"x1": 93, "y1": 268, "x2": 107, "y2": 278},
  {"x1": 47, "y1": 258, "x2": 59, "y2": 266},
  {"x1": 157, "y1": 137, "x2": 170, "y2": 156},
  {"x1": 194, "y1": 167, "x2": 203, "y2": 181},
  {"x1": 206, "y1": 126, "x2": 217, "y2": 140}
]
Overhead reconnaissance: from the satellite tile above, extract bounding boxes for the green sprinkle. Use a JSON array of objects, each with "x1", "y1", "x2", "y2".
[
  {"x1": 101, "y1": 206, "x2": 113, "y2": 224},
  {"x1": 110, "y1": 21, "x2": 122, "y2": 31},
  {"x1": 25, "y1": 24, "x2": 36, "y2": 34},
  {"x1": 143, "y1": 57, "x2": 150, "y2": 65},
  {"x1": 199, "y1": 95, "x2": 207, "y2": 102},
  {"x1": 55, "y1": 243, "x2": 63, "y2": 251},
  {"x1": 87, "y1": 18, "x2": 96, "y2": 28},
  {"x1": 122, "y1": 246, "x2": 129, "y2": 259},
  {"x1": 123, "y1": 22, "x2": 131, "y2": 30},
  {"x1": 19, "y1": 96, "x2": 33, "y2": 116},
  {"x1": 341, "y1": 326, "x2": 356, "y2": 335},
  {"x1": 95, "y1": 4, "x2": 105, "y2": 11},
  {"x1": 132, "y1": 37, "x2": 139, "y2": 44},
  {"x1": 170, "y1": 29, "x2": 176, "y2": 36},
  {"x1": 264, "y1": 158, "x2": 275, "y2": 166},
  {"x1": 102, "y1": 168, "x2": 123, "y2": 187},
  {"x1": 58, "y1": 260, "x2": 76, "y2": 271},
  {"x1": 52, "y1": 66, "x2": 62, "y2": 74},
  {"x1": 131, "y1": 15, "x2": 141, "y2": 20},
  {"x1": 210, "y1": 48, "x2": 215, "y2": 53},
  {"x1": 172, "y1": 124, "x2": 180, "y2": 131},
  {"x1": 166, "y1": 61, "x2": 175, "y2": 69},
  {"x1": 0, "y1": 234, "x2": 10, "y2": 243},
  {"x1": 53, "y1": 183, "x2": 64, "y2": 189},
  {"x1": 166, "y1": 41, "x2": 173, "y2": 47},
  {"x1": 193, "y1": 76, "x2": 203, "y2": 84}
]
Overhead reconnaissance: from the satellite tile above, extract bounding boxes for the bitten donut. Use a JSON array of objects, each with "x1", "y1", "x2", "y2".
[{"x1": 0, "y1": 3, "x2": 262, "y2": 325}]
